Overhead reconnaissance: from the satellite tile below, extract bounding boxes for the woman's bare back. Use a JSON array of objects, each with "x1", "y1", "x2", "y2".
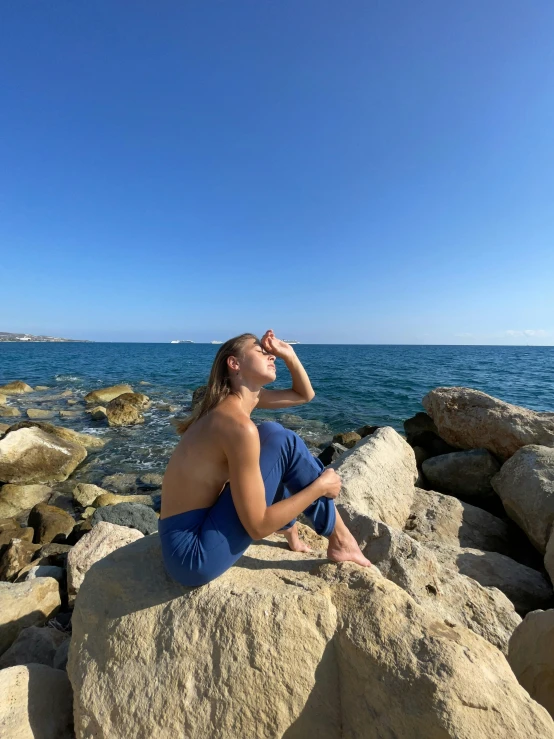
[{"x1": 160, "y1": 404, "x2": 245, "y2": 519}]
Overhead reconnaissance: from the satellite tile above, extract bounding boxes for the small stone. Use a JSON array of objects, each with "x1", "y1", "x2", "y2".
[
  {"x1": 73, "y1": 483, "x2": 110, "y2": 507},
  {"x1": 0, "y1": 381, "x2": 34, "y2": 395},
  {"x1": 0, "y1": 406, "x2": 21, "y2": 418},
  {"x1": 28, "y1": 503, "x2": 76, "y2": 545},
  {"x1": 332, "y1": 431, "x2": 362, "y2": 449},
  {"x1": 87, "y1": 405, "x2": 107, "y2": 420},
  {"x1": 26, "y1": 408, "x2": 56, "y2": 419}
]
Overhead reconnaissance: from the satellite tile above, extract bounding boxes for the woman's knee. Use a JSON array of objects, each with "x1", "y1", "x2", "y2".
[{"x1": 256, "y1": 420, "x2": 290, "y2": 443}]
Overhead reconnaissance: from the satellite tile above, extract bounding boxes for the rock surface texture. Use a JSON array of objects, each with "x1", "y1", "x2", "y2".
[
  {"x1": 0, "y1": 577, "x2": 60, "y2": 655},
  {"x1": 422, "y1": 387, "x2": 554, "y2": 460},
  {"x1": 421, "y1": 448, "x2": 500, "y2": 497},
  {"x1": 509, "y1": 609, "x2": 554, "y2": 720},
  {"x1": 67, "y1": 533, "x2": 554, "y2": 739},
  {"x1": 491, "y1": 445, "x2": 554, "y2": 552},
  {"x1": 84, "y1": 384, "x2": 133, "y2": 405}
]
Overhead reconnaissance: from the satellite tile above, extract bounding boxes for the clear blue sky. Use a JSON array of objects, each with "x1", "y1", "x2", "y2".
[{"x1": 1, "y1": 1, "x2": 553, "y2": 343}]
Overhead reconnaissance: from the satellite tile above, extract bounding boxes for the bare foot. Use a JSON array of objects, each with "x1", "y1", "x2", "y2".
[
  {"x1": 277, "y1": 525, "x2": 313, "y2": 553},
  {"x1": 327, "y1": 532, "x2": 371, "y2": 568}
]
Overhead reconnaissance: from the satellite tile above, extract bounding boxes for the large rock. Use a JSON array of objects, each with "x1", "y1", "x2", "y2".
[
  {"x1": 0, "y1": 624, "x2": 69, "y2": 668},
  {"x1": 0, "y1": 663, "x2": 74, "y2": 738},
  {"x1": 84, "y1": 383, "x2": 133, "y2": 405},
  {"x1": 28, "y1": 502, "x2": 76, "y2": 544},
  {"x1": 331, "y1": 426, "x2": 417, "y2": 530},
  {"x1": 0, "y1": 577, "x2": 60, "y2": 655},
  {"x1": 92, "y1": 491, "x2": 155, "y2": 508},
  {"x1": 509, "y1": 609, "x2": 554, "y2": 719},
  {"x1": 422, "y1": 387, "x2": 554, "y2": 460},
  {"x1": 0, "y1": 380, "x2": 34, "y2": 395},
  {"x1": 67, "y1": 521, "x2": 143, "y2": 605},
  {"x1": 101, "y1": 472, "x2": 140, "y2": 494},
  {"x1": 72, "y1": 482, "x2": 110, "y2": 507},
  {"x1": 421, "y1": 449, "x2": 500, "y2": 498},
  {"x1": 0, "y1": 519, "x2": 34, "y2": 557},
  {"x1": 0, "y1": 427, "x2": 87, "y2": 484},
  {"x1": 91, "y1": 502, "x2": 158, "y2": 534},
  {"x1": 6, "y1": 419, "x2": 106, "y2": 450},
  {"x1": 114, "y1": 391, "x2": 150, "y2": 408},
  {"x1": 67, "y1": 533, "x2": 554, "y2": 738},
  {"x1": 403, "y1": 412, "x2": 458, "y2": 456},
  {"x1": 491, "y1": 445, "x2": 554, "y2": 552},
  {"x1": 425, "y1": 542, "x2": 554, "y2": 614},
  {"x1": 404, "y1": 488, "x2": 512, "y2": 554},
  {"x1": 106, "y1": 395, "x2": 145, "y2": 427},
  {"x1": 0, "y1": 538, "x2": 42, "y2": 581},
  {"x1": 0, "y1": 483, "x2": 52, "y2": 518},
  {"x1": 341, "y1": 513, "x2": 521, "y2": 653}
]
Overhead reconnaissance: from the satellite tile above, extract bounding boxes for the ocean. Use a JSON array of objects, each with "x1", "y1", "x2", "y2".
[{"x1": 1, "y1": 342, "x2": 553, "y2": 486}]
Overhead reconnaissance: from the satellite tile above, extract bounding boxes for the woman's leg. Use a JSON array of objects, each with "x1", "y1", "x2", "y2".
[{"x1": 187, "y1": 421, "x2": 336, "y2": 584}]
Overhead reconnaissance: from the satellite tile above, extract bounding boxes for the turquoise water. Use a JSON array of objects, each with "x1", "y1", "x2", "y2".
[{"x1": 1, "y1": 343, "x2": 553, "y2": 484}]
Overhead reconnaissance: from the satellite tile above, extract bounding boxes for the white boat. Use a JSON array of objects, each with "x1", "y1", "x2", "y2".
[
  {"x1": 284, "y1": 340, "x2": 299, "y2": 345},
  {"x1": 170, "y1": 340, "x2": 194, "y2": 344},
  {"x1": 210, "y1": 340, "x2": 223, "y2": 344}
]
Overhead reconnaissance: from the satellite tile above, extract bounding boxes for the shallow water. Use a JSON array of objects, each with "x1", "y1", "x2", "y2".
[{"x1": 1, "y1": 343, "x2": 553, "y2": 483}]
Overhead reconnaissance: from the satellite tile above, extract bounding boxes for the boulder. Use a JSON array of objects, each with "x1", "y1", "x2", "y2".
[
  {"x1": 403, "y1": 412, "x2": 458, "y2": 456},
  {"x1": 0, "y1": 380, "x2": 34, "y2": 395},
  {"x1": 91, "y1": 502, "x2": 158, "y2": 534},
  {"x1": 404, "y1": 488, "x2": 512, "y2": 554},
  {"x1": 6, "y1": 419, "x2": 106, "y2": 449},
  {"x1": 0, "y1": 663, "x2": 74, "y2": 738},
  {"x1": 106, "y1": 395, "x2": 145, "y2": 427},
  {"x1": 101, "y1": 472, "x2": 139, "y2": 494},
  {"x1": 86, "y1": 405, "x2": 107, "y2": 420},
  {"x1": 138, "y1": 472, "x2": 163, "y2": 488},
  {"x1": 23, "y1": 564, "x2": 65, "y2": 582},
  {"x1": 45, "y1": 489, "x2": 76, "y2": 515},
  {"x1": 66, "y1": 534, "x2": 554, "y2": 738},
  {"x1": 72, "y1": 482, "x2": 110, "y2": 507},
  {"x1": 318, "y1": 442, "x2": 348, "y2": 466},
  {"x1": 332, "y1": 431, "x2": 361, "y2": 448},
  {"x1": 84, "y1": 383, "x2": 133, "y2": 405},
  {"x1": 0, "y1": 405, "x2": 21, "y2": 417},
  {"x1": 0, "y1": 483, "x2": 52, "y2": 518},
  {"x1": 0, "y1": 624, "x2": 69, "y2": 668},
  {"x1": 425, "y1": 542, "x2": 554, "y2": 614},
  {"x1": 421, "y1": 449, "x2": 500, "y2": 498},
  {"x1": 340, "y1": 513, "x2": 520, "y2": 653},
  {"x1": 422, "y1": 387, "x2": 554, "y2": 460},
  {"x1": 26, "y1": 408, "x2": 56, "y2": 419},
  {"x1": 355, "y1": 424, "x2": 380, "y2": 438},
  {"x1": 0, "y1": 521, "x2": 34, "y2": 557},
  {"x1": 0, "y1": 538, "x2": 42, "y2": 581},
  {"x1": 331, "y1": 426, "x2": 417, "y2": 530},
  {"x1": 67, "y1": 521, "x2": 143, "y2": 605},
  {"x1": 509, "y1": 609, "x2": 554, "y2": 720},
  {"x1": 0, "y1": 427, "x2": 87, "y2": 484},
  {"x1": 491, "y1": 445, "x2": 554, "y2": 552},
  {"x1": 35, "y1": 385, "x2": 50, "y2": 390},
  {"x1": 114, "y1": 391, "x2": 150, "y2": 408},
  {"x1": 546, "y1": 532, "x2": 554, "y2": 585},
  {"x1": 0, "y1": 577, "x2": 60, "y2": 655},
  {"x1": 59, "y1": 409, "x2": 82, "y2": 419},
  {"x1": 28, "y1": 503, "x2": 76, "y2": 544}
]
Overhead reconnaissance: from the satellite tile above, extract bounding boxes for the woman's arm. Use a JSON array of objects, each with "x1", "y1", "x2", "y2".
[{"x1": 256, "y1": 330, "x2": 315, "y2": 409}]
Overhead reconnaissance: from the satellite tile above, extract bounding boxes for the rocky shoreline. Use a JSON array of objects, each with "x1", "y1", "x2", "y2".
[{"x1": 1, "y1": 380, "x2": 554, "y2": 736}]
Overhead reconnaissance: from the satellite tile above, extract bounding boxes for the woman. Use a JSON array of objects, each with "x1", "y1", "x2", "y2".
[{"x1": 159, "y1": 329, "x2": 371, "y2": 586}]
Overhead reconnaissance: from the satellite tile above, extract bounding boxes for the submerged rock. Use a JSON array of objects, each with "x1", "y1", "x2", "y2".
[
  {"x1": 0, "y1": 381, "x2": 34, "y2": 395},
  {"x1": 67, "y1": 533, "x2": 554, "y2": 738},
  {"x1": 0, "y1": 405, "x2": 21, "y2": 418},
  {"x1": 422, "y1": 387, "x2": 554, "y2": 460},
  {"x1": 84, "y1": 383, "x2": 133, "y2": 405}
]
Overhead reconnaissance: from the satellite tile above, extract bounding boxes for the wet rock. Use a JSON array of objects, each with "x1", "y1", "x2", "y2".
[
  {"x1": 34, "y1": 385, "x2": 50, "y2": 391},
  {"x1": 355, "y1": 424, "x2": 380, "y2": 438},
  {"x1": 26, "y1": 408, "x2": 57, "y2": 419},
  {"x1": 421, "y1": 448, "x2": 501, "y2": 498},
  {"x1": 84, "y1": 383, "x2": 133, "y2": 405},
  {"x1": 87, "y1": 405, "x2": 107, "y2": 420},
  {"x1": 0, "y1": 405, "x2": 21, "y2": 418},
  {"x1": 0, "y1": 578, "x2": 61, "y2": 655},
  {"x1": 115, "y1": 391, "x2": 150, "y2": 408},
  {"x1": 0, "y1": 483, "x2": 52, "y2": 517},
  {"x1": 101, "y1": 472, "x2": 139, "y2": 494},
  {"x1": 0, "y1": 625, "x2": 68, "y2": 668},
  {"x1": 0, "y1": 663, "x2": 74, "y2": 738},
  {"x1": 0, "y1": 381, "x2": 34, "y2": 395},
  {"x1": 0, "y1": 427, "x2": 87, "y2": 484},
  {"x1": 509, "y1": 609, "x2": 554, "y2": 720},
  {"x1": 491, "y1": 445, "x2": 554, "y2": 552},
  {"x1": 138, "y1": 472, "x2": 163, "y2": 489},
  {"x1": 106, "y1": 395, "x2": 145, "y2": 427},
  {"x1": 59, "y1": 409, "x2": 82, "y2": 419},
  {"x1": 67, "y1": 521, "x2": 143, "y2": 605},
  {"x1": 422, "y1": 387, "x2": 554, "y2": 460},
  {"x1": 28, "y1": 503, "x2": 76, "y2": 545},
  {"x1": 91, "y1": 502, "x2": 158, "y2": 535},
  {"x1": 332, "y1": 430, "x2": 361, "y2": 448},
  {"x1": 0, "y1": 422, "x2": 9, "y2": 434}
]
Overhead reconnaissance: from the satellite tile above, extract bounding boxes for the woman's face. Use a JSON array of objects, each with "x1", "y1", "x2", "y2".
[{"x1": 232, "y1": 338, "x2": 276, "y2": 384}]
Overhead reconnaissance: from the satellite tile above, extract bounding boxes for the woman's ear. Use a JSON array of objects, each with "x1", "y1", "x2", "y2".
[{"x1": 227, "y1": 355, "x2": 240, "y2": 372}]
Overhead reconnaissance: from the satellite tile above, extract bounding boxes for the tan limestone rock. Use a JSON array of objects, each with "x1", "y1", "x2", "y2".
[
  {"x1": 6, "y1": 419, "x2": 106, "y2": 450},
  {"x1": 67, "y1": 534, "x2": 554, "y2": 738},
  {"x1": 422, "y1": 387, "x2": 554, "y2": 460},
  {"x1": 28, "y1": 503, "x2": 76, "y2": 544},
  {"x1": 509, "y1": 608, "x2": 554, "y2": 719},
  {"x1": 0, "y1": 483, "x2": 52, "y2": 518},
  {"x1": 92, "y1": 492, "x2": 154, "y2": 508},
  {"x1": 106, "y1": 395, "x2": 145, "y2": 427},
  {"x1": 72, "y1": 482, "x2": 110, "y2": 507},
  {"x1": 0, "y1": 663, "x2": 74, "y2": 738},
  {"x1": 84, "y1": 384, "x2": 133, "y2": 405},
  {"x1": 0, "y1": 381, "x2": 34, "y2": 395},
  {"x1": 0, "y1": 624, "x2": 69, "y2": 668},
  {"x1": 0, "y1": 405, "x2": 21, "y2": 417},
  {"x1": 26, "y1": 408, "x2": 56, "y2": 419},
  {"x1": 0, "y1": 578, "x2": 60, "y2": 655}
]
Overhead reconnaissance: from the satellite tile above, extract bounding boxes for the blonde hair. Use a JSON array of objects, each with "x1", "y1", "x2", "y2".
[{"x1": 176, "y1": 333, "x2": 258, "y2": 434}]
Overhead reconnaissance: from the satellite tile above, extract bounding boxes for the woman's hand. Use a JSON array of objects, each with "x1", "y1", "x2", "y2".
[
  {"x1": 260, "y1": 329, "x2": 295, "y2": 361},
  {"x1": 315, "y1": 468, "x2": 342, "y2": 499}
]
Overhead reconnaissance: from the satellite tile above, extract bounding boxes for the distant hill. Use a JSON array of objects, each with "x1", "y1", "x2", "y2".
[{"x1": 0, "y1": 331, "x2": 92, "y2": 343}]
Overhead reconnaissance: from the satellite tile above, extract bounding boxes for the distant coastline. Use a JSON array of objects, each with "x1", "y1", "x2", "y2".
[{"x1": 0, "y1": 331, "x2": 92, "y2": 343}]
